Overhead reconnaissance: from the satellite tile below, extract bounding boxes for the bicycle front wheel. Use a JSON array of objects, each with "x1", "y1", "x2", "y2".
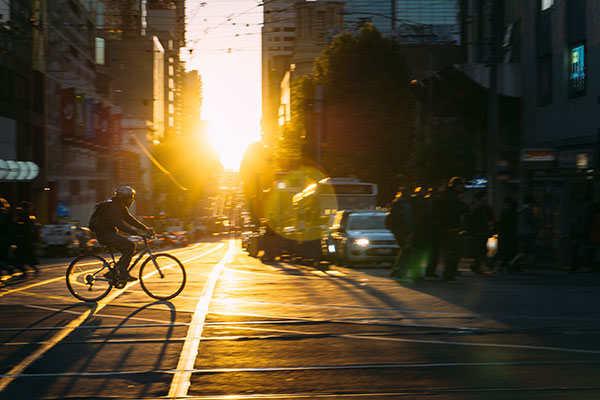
[
  {"x1": 66, "y1": 255, "x2": 113, "y2": 302},
  {"x1": 139, "y1": 253, "x2": 186, "y2": 300}
]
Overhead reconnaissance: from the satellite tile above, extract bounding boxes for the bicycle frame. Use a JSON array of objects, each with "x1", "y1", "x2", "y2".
[
  {"x1": 126, "y1": 238, "x2": 165, "y2": 279},
  {"x1": 98, "y1": 237, "x2": 164, "y2": 281}
]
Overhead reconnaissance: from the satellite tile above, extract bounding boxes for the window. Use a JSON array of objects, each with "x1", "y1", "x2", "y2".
[
  {"x1": 541, "y1": 0, "x2": 554, "y2": 11},
  {"x1": 168, "y1": 65, "x2": 174, "y2": 76},
  {"x1": 168, "y1": 104, "x2": 174, "y2": 114},
  {"x1": 569, "y1": 43, "x2": 586, "y2": 97},
  {"x1": 95, "y1": 37, "x2": 105, "y2": 65},
  {"x1": 537, "y1": 54, "x2": 552, "y2": 106}
]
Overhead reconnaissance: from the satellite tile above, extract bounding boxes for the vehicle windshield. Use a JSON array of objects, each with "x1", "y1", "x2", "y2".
[{"x1": 348, "y1": 214, "x2": 387, "y2": 230}]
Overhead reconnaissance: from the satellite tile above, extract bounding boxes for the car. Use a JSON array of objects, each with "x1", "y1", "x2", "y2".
[
  {"x1": 322, "y1": 210, "x2": 398, "y2": 267},
  {"x1": 75, "y1": 227, "x2": 96, "y2": 254},
  {"x1": 40, "y1": 224, "x2": 80, "y2": 257},
  {"x1": 167, "y1": 231, "x2": 189, "y2": 247}
]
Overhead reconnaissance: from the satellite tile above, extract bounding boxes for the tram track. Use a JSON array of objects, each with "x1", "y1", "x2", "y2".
[{"x1": 0, "y1": 241, "x2": 228, "y2": 393}]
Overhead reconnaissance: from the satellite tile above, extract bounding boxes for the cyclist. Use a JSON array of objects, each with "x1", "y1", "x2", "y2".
[{"x1": 95, "y1": 186, "x2": 154, "y2": 282}]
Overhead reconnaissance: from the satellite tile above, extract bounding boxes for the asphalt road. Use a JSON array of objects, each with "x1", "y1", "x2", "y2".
[{"x1": 1, "y1": 239, "x2": 600, "y2": 399}]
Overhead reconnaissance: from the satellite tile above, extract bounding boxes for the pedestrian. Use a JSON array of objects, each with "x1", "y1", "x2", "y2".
[
  {"x1": 491, "y1": 196, "x2": 518, "y2": 272},
  {"x1": 464, "y1": 190, "x2": 494, "y2": 275},
  {"x1": 388, "y1": 187, "x2": 413, "y2": 279},
  {"x1": 0, "y1": 197, "x2": 17, "y2": 280},
  {"x1": 509, "y1": 194, "x2": 539, "y2": 274},
  {"x1": 438, "y1": 177, "x2": 469, "y2": 282},
  {"x1": 587, "y1": 202, "x2": 600, "y2": 274},
  {"x1": 424, "y1": 186, "x2": 443, "y2": 279},
  {"x1": 14, "y1": 201, "x2": 40, "y2": 277},
  {"x1": 570, "y1": 193, "x2": 593, "y2": 274}
]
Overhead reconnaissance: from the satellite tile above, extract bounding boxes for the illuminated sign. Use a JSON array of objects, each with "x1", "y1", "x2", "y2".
[
  {"x1": 569, "y1": 44, "x2": 585, "y2": 95},
  {"x1": 0, "y1": 160, "x2": 40, "y2": 181},
  {"x1": 465, "y1": 178, "x2": 487, "y2": 189},
  {"x1": 522, "y1": 149, "x2": 555, "y2": 162}
]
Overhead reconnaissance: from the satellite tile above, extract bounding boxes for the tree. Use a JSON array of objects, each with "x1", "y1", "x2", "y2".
[{"x1": 295, "y1": 24, "x2": 415, "y2": 204}]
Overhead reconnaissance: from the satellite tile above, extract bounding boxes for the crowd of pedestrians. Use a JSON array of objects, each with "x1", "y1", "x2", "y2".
[
  {"x1": 0, "y1": 196, "x2": 40, "y2": 284},
  {"x1": 387, "y1": 176, "x2": 559, "y2": 283}
]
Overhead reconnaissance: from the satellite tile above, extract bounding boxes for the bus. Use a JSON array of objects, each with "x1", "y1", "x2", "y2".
[{"x1": 291, "y1": 177, "x2": 378, "y2": 243}]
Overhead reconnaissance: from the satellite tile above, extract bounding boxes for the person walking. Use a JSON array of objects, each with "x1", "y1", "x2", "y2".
[
  {"x1": 587, "y1": 202, "x2": 600, "y2": 274},
  {"x1": 464, "y1": 191, "x2": 494, "y2": 275},
  {"x1": 14, "y1": 201, "x2": 40, "y2": 277},
  {"x1": 0, "y1": 197, "x2": 17, "y2": 281},
  {"x1": 438, "y1": 177, "x2": 469, "y2": 282},
  {"x1": 570, "y1": 194, "x2": 594, "y2": 274},
  {"x1": 491, "y1": 196, "x2": 518, "y2": 272},
  {"x1": 510, "y1": 195, "x2": 539, "y2": 274},
  {"x1": 388, "y1": 188, "x2": 412, "y2": 279},
  {"x1": 424, "y1": 186, "x2": 443, "y2": 279}
]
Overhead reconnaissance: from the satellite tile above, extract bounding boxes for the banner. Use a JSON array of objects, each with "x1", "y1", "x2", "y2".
[
  {"x1": 94, "y1": 102, "x2": 102, "y2": 143},
  {"x1": 85, "y1": 98, "x2": 95, "y2": 140},
  {"x1": 75, "y1": 93, "x2": 86, "y2": 137},
  {"x1": 60, "y1": 87, "x2": 75, "y2": 136},
  {"x1": 110, "y1": 109, "x2": 122, "y2": 151}
]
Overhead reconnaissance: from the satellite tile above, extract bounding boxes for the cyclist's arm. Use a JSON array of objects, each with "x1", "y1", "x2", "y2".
[
  {"x1": 106, "y1": 206, "x2": 138, "y2": 235},
  {"x1": 122, "y1": 208, "x2": 150, "y2": 232}
]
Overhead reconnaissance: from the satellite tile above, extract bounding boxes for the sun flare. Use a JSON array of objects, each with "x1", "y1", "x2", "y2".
[{"x1": 207, "y1": 117, "x2": 261, "y2": 171}]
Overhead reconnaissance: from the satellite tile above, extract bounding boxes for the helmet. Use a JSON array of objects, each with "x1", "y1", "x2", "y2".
[{"x1": 115, "y1": 186, "x2": 136, "y2": 207}]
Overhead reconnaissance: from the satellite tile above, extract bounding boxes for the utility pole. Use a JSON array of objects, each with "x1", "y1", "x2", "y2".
[
  {"x1": 391, "y1": 0, "x2": 396, "y2": 30},
  {"x1": 314, "y1": 84, "x2": 323, "y2": 169},
  {"x1": 488, "y1": 0, "x2": 501, "y2": 213}
]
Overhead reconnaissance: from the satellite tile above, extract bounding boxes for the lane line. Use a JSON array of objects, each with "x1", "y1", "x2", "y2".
[
  {"x1": 0, "y1": 242, "x2": 211, "y2": 299},
  {"x1": 0, "y1": 243, "x2": 225, "y2": 393},
  {"x1": 168, "y1": 240, "x2": 235, "y2": 399},
  {"x1": 4, "y1": 359, "x2": 600, "y2": 377}
]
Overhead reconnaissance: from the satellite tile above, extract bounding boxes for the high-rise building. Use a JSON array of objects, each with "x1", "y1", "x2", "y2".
[{"x1": 262, "y1": 0, "x2": 298, "y2": 148}]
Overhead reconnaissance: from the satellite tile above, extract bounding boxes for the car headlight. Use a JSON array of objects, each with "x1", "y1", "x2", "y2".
[{"x1": 354, "y1": 238, "x2": 369, "y2": 247}]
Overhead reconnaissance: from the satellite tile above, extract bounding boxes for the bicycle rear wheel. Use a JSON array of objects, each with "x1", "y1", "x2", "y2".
[
  {"x1": 66, "y1": 255, "x2": 113, "y2": 302},
  {"x1": 139, "y1": 253, "x2": 186, "y2": 300}
]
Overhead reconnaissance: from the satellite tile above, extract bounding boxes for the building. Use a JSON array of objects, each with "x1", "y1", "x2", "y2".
[
  {"x1": 262, "y1": 0, "x2": 298, "y2": 148},
  {"x1": 0, "y1": 0, "x2": 45, "y2": 217},
  {"x1": 519, "y1": 0, "x2": 599, "y2": 263}
]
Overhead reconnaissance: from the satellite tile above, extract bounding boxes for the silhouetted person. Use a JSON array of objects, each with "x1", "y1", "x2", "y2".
[
  {"x1": 570, "y1": 193, "x2": 594, "y2": 274},
  {"x1": 492, "y1": 196, "x2": 518, "y2": 272},
  {"x1": 510, "y1": 195, "x2": 539, "y2": 274},
  {"x1": 14, "y1": 201, "x2": 40, "y2": 276},
  {"x1": 388, "y1": 188, "x2": 412, "y2": 279},
  {"x1": 0, "y1": 197, "x2": 16, "y2": 279},
  {"x1": 424, "y1": 186, "x2": 443, "y2": 279},
  {"x1": 438, "y1": 177, "x2": 469, "y2": 282},
  {"x1": 464, "y1": 191, "x2": 494, "y2": 275}
]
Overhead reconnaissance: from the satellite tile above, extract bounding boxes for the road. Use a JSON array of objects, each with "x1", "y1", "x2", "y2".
[{"x1": 1, "y1": 239, "x2": 600, "y2": 399}]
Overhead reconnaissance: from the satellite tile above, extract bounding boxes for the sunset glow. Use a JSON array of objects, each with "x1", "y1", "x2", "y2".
[{"x1": 184, "y1": 0, "x2": 262, "y2": 170}]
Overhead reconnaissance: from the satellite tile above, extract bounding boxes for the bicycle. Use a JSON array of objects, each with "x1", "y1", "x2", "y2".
[{"x1": 66, "y1": 235, "x2": 186, "y2": 302}]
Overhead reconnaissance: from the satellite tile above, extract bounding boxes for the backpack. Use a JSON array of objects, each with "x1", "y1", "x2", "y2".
[{"x1": 88, "y1": 200, "x2": 112, "y2": 232}]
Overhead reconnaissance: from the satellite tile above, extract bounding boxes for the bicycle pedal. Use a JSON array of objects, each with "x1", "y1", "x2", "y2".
[{"x1": 113, "y1": 280, "x2": 126, "y2": 289}]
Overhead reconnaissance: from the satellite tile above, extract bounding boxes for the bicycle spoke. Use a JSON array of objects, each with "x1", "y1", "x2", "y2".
[
  {"x1": 139, "y1": 254, "x2": 186, "y2": 300},
  {"x1": 66, "y1": 255, "x2": 113, "y2": 302}
]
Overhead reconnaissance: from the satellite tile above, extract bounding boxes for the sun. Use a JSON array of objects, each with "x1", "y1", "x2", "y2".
[{"x1": 207, "y1": 117, "x2": 261, "y2": 171}]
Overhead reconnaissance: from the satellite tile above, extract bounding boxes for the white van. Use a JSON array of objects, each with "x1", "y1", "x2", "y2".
[{"x1": 40, "y1": 224, "x2": 80, "y2": 257}]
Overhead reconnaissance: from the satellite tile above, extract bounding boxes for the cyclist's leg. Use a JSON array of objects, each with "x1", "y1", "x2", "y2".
[{"x1": 97, "y1": 232, "x2": 136, "y2": 280}]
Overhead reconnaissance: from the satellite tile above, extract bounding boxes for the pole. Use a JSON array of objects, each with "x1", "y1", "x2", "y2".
[
  {"x1": 315, "y1": 84, "x2": 323, "y2": 169},
  {"x1": 488, "y1": 0, "x2": 500, "y2": 213},
  {"x1": 391, "y1": 0, "x2": 396, "y2": 30}
]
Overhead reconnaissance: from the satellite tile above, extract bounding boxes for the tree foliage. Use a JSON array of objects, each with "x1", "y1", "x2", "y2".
[
  {"x1": 277, "y1": 24, "x2": 477, "y2": 204},
  {"x1": 313, "y1": 25, "x2": 415, "y2": 203}
]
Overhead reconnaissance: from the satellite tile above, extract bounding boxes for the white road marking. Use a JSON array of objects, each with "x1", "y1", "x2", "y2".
[
  {"x1": 0, "y1": 243, "x2": 224, "y2": 393},
  {"x1": 168, "y1": 240, "x2": 235, "y2": 399}
]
